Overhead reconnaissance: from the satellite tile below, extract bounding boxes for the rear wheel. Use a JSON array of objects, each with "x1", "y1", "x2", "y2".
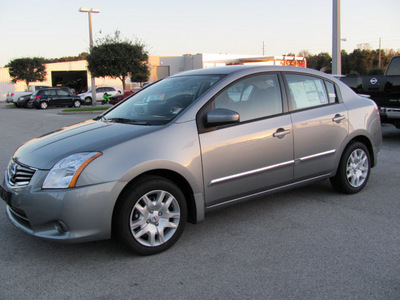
[
  {"x1": 40, "y1": 102, "x2": 48, "y2": 109},
  {"x1": 330, "y1": 142, "x2": 371, "y2": 194},
  {"x1": 73, "y1": 100, "x2": 81, "y2": 108},
  {"x1": 114, "y1": 175, "x2": 187, "y2": 255}
]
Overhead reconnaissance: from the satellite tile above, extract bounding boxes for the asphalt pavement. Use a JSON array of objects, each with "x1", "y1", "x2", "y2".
[{"x1": 0, "y1": 104, "x2": 399, "y2": 299}]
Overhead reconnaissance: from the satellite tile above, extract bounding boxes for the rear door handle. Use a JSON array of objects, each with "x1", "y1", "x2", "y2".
[
  {"x1": 273, "y1": 128, "x2": 291, "y2": 139},
  {"x1": 332, "y1": 114, "x2": 345, "y2": 123}
]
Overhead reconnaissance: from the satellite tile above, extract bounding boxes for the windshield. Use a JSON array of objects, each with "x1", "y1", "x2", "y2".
[{"x1": 102, "y1": 75, "x2": 223, "y2": 125}]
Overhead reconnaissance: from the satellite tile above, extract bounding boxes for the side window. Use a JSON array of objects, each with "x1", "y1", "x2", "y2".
[
  {"x1": 44, "y1": 90, "x2": 57, "y2": 96},
  {"x1": 57, "y1": 89, "x2": 69, "y2": 96},
  {"x1": 286, "y1": 74, "x2": 329, "y2": 110},
  {"x1": 325, "y1": 81, "x2": 338, "y2": 104},
  {"x1": 96, "y1": 87, "x2": 103, "y2": 93},
  {"x1": 214, "y1": 74, "x2": 282, "y2": 122}
]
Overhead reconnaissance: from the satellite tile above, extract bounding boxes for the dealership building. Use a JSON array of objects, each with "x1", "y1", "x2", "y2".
[{"x1": 0, "y1": 53, "x2": 306, "y2": 102}]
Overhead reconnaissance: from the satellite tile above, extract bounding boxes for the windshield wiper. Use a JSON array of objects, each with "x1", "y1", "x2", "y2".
[{"x1": 106, "y1": 118, "x2": 149, "y2": 125}]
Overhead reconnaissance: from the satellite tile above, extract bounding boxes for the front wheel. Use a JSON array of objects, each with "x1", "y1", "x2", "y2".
[
  {"x1": 330, "y1": 142, "x2": 371, "y2": 194},
  {"x1": 114, "y1": 175, "x2": 187, "y2": 255},
  {"x1": 85, "y1": 97, "x2": 92, "y2": 105}
]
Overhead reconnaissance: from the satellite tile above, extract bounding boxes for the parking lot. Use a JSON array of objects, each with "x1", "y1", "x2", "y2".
[{"x1": 0, "y1": 104, "x2": 399, "y2": 299}]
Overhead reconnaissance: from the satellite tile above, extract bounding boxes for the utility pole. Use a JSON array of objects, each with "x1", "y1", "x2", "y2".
[
  {"x1": 262, "y1": 41, "x2": 265, "y2": 56},
  {"x1": 379, "y1": 37, "x2": 382, "y2": 69},
  {"x1": 79, "y1": 7, "x2": 100, "y2": 106},
  {"x1": 332, "y1": 0, "x2": 341, "y2": 75}
]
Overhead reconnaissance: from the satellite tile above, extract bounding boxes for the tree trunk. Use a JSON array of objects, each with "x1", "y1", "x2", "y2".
[{"x1": 120, "y1": 76, "x2": 126, "y2": 92}]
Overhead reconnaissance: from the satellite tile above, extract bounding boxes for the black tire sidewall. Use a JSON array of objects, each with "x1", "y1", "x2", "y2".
[
  {"x1": 115, "y1": 176, "x2": 187, "y2": 255},
  {"x1": 332, "y1": 142, "x2": 371, "y2": 194}
]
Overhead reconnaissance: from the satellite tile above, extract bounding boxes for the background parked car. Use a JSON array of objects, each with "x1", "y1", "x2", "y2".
[
  {"x1": 16, "y1": 94, "x2": 34, "y2": 108},
  {"x1": 108, "y1": 88, "x2": 142, "y2": 105},
  {"x1": 16, "y1": 87, "x2": 73, "y2": 108},
  {"x1": 6, "y1": 85, "x2": 51, "y2": 107},
  {"x1": 29, "y1": 87, "x2": 83, "y2": 109},
  {"x1": 78, "y1": 86, "x2": 121, "y2": 105}
]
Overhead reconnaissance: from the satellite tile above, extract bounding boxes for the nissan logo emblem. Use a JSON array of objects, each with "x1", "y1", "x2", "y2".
[{"x1": 370, "y1": 78, "x2": 378, "y2": 85}]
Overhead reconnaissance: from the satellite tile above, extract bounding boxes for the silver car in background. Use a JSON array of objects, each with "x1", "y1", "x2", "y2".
[{"x1": 1, "y1": 66, "x2": 382, "y2": 255}]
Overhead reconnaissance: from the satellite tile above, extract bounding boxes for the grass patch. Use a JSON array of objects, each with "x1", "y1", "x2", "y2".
[
  {"x1": 3, "y1": 104, "x2": 16, "y2": 108},
  {"x1": 62, "y1": 106, "x2": 111, "y2": 112}
]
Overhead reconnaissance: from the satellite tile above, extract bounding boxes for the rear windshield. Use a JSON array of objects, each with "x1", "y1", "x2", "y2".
[{"x1": 103, "y1": 75, "x2": 223, "y2": 125}]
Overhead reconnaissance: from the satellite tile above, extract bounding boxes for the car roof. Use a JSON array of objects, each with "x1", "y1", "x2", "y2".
[{"x1": 172, "y1": 65, "x2": 336, "y2": 81}]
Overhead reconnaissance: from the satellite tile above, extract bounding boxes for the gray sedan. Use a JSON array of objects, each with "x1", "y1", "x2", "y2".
[{"x1": 1, "y1": 66, "x2": 382, "y2": 255}]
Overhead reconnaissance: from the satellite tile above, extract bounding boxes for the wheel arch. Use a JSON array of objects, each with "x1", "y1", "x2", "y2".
[
  {"x1": 332, "y1": 134, "x2": 375, "y2": 178},
  {"x1": 112, "y1": 169, "x2": 199, "y2": 230},
  {"x1": 348, "y1": 135, "x2": 375, "y2": 167}
]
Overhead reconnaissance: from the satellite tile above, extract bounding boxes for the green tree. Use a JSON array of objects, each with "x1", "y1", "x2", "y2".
[
  {"x1": 45, "y1": 52, "x2": 88, "y2": 63},
  {"x1": 306, "y1": 52, "x2": 332, "y2": 73},
  {"x1": 86, "y1": 31, "x2": 149, "y2": 90},
  {"x1": 6, "y1": 57, "x2": 47, "y2": 87}
]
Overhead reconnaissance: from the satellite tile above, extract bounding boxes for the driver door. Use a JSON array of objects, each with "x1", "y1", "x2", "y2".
[{"x1": 199, "y1": 73, "x2": 294, "y2": 207}]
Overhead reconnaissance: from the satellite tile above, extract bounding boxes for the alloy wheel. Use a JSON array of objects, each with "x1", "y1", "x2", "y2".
[{"x1": 129, "y1": 190, "x2": 181, "y2": 247}]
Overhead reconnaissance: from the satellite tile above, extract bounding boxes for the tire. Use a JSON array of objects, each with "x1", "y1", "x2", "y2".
[
  {"x1": 330, "y1": 142, "x2": 371, "y2": 194},
  {"x1": 114, "y1": 175, "x2": 187, "y2": 255},
  {"x1": 26, "y1": 101, "x2": 33, "y2": 109},
  {"x1": 73, "y1": 100, "x2": 81, "y2": 108},
  {"x1": 85, "y1": 97, "x2": 92, "y2": 105},
  {"x1": 40, "y1": 102, "x2": 48, "y2": 109}
]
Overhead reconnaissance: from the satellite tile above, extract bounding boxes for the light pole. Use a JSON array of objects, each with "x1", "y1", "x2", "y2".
[
  {"x1": 79, "y1": 7, "x2": 100, "y2": 106},
  {"x1": 332, "y1": 0, "x2": 341, "y2": 75}
]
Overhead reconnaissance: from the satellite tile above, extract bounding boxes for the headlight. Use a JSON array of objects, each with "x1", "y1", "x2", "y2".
[{"x1": 42, "y1": 152, "x2": 102, "y2": 189}]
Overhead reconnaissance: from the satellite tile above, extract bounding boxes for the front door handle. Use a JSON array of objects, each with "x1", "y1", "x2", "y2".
[
  {"x1": 273, "y1": 128, "x2": 291, "y2": 139},
  {"x1": 332, "y1": 114, "x2": 345, "y2": 123}
]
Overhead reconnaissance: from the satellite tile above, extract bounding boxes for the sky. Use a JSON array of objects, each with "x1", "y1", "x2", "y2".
[{"x1": 0, "y1": 0, "x2": 399, "y2": 67}]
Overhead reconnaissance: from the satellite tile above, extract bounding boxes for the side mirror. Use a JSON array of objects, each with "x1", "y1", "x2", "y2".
[{"x1": 205, "y1": 108, "x2": 240, "y2": 127}]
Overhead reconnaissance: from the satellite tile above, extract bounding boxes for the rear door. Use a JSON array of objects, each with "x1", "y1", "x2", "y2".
[
  {"x1": 44, "y1": 89, "x2": 58, "y2": 106},
  {"x1": 57, "y1": 89, "x2": 72, "y2": 105},
  {"x1": 96, "y1": 87, "x2": 105, "y2": 101},
  {"x1": 199, "y1": 73, "x2": 294, "y2": 208},
  {"x1": 284, "y1": 73, "x2": 348, "y2": 181}
]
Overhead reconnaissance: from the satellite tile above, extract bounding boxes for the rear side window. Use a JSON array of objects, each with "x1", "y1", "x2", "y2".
[
  {"x1": 57, "y1": 89, "x2": 69, "y2": 96},
  {"x1": 325, "y1": 81, "x2": 338, "y2": 104},
  {"x1": 286, "y1": 74, "x2": 330, "y2": 110}
]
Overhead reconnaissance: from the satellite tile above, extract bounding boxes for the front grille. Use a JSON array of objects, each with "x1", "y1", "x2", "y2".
[{"x1": 6, "y1": 159, "x2": 36, "y2": 187}]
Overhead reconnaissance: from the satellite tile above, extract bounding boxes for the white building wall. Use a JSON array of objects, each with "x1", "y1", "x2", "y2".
[{"x1": 0, "y1": 60, "x2": 124, "y2": 101}]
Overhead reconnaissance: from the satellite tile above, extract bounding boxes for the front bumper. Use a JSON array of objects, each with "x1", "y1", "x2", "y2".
[{"x1": 2, "y1": 169, "x2": 118, "y2": 243}]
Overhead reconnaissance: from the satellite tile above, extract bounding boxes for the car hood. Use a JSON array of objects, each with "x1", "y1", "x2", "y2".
[{"x1": 13, "y1": 119, "x2": 161, "y2": 169}]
